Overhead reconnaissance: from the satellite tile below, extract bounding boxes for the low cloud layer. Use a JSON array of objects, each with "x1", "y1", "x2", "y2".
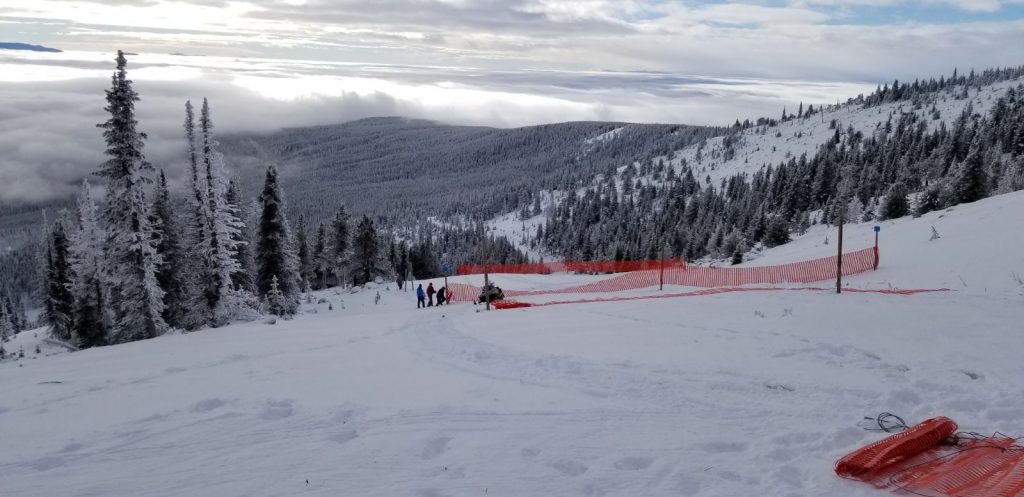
[
  {"x1": 1, "y1": 0, "x2": 1024, "y2": 204},
  {"x1": 0, "y1": 51, "x2": 876, "y2": 204}
]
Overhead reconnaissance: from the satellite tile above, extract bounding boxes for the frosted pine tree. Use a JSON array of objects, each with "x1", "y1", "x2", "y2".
[
  {"x1": 331, "y1": 207, "x2": 350, "y2": 287},
  {"x1": 181, "y1": 100, "x2": 213, "y2": 329},
  {"x1": 227, "y1": 181, "x2": 256, "y2": 294},
  {"x1": 199, "y1": 99, "x2": 256, "y2": 325},
  {"x1": 95, "y1": 51, "x2": 166, "y2": 343},
  {"x1": 312, "y1": 223, "x2": 330, "y2": 290},
  {"x1": 952, "y1": 137, "x2": 990, "y2": 204},
  {"x1": 69, "y1": 180, "x2": 109, "y2": 348},
  {"x1": 256, "y1": 165, "x2": 299, "y2": 314},
  {"x1": 352, "y1": 215, "x2": 379, "y2": 285},
  {"x1": 150, "y1": 171, "x2": 188, "y2": 329},
  {"x1": 264, "y1": 275, "x2": 288, "y2": 317},
  {"x1": 45, "y1": 220, "x2": 75, "y2": 342},
  {"x1": 296, "y1": 214, "x2": 311, "y2": 292},
  {"x1": 0, "y1": 302, "x2": 13, "y2": 343}
]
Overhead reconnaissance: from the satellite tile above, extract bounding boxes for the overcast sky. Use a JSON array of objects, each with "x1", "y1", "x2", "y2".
[{"x1": 2, "y1": 0, "x2": 1024, "y2": 204}]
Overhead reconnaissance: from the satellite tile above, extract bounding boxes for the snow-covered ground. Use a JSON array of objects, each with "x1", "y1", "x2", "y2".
[{"x1": 2, "y1": 192, "x2": 1023, "y2": 497}]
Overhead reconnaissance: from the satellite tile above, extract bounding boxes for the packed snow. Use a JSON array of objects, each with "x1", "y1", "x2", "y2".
[{"x1": 2, "y1": 192, "x2": 1023, "y2": 497}]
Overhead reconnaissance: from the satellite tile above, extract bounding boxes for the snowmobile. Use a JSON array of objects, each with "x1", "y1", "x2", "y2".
[{"x1": 478, "y1": 283, "x2": 505, "y2": 304}]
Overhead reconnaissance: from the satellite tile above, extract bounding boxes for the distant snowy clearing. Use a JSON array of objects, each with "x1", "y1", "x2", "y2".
[{"x1": 1, "y1": 192, "x2": 1022, "y2": 497}]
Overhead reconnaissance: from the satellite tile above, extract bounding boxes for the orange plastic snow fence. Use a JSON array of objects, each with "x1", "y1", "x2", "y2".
[
  {"x1": 457, "y1": 258, "x2": 686, "y2": 275},
  {"x1": 836, "y1": 416, "x2": 1024, "y2": 497},
  {"x1": 448, "y1": 247, "x2": 879, "y2": 304}
]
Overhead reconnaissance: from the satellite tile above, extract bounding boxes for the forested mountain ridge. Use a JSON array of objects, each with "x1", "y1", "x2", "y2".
[{"x1": 217, "y1": 117, "x2": 723, "y2": 227}]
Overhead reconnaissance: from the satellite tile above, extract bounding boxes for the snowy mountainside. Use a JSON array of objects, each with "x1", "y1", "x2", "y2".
[
  {"x1": 485, "y1": 78, "x2": 1024, "y2": 258},
  {"x1": 744, "y1": 189, "x2": 1024, "y2": 295},
  {"x1": 506, "y1": 73, "x2": 1024, "y2": 264},
  {"x1": 2, "y1": 190, "x2": 1022, "y2": 497},
  {"x1": 667, "y1": 79, "x2": 1022, "y2": 188}
]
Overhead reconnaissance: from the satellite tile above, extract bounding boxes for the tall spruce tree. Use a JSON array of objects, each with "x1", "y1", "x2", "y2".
[
  {"x1": 312, "y1": 223, "x2": 329, "y2": 290},
  {"x1": 880, "y1": 182, "x2": 910, "y2": 220},
  {"x1": 952, "y1": 137, "x2": 990, "y2": 204},
  {"x1": 256, "y1": 165, "x2": 299, "y2": 314},
  {"x1": 150, "y1": 171, "x2": 188, "y2": 328},
  {"x1": 45, "y1": 220, "x2": 75, "y2": 342},
  {"x1": 226, "y1": 181, "x2": 256, "y2": 293},
  {"x1": 199, "y1": 99, "x2": 253, "y2": 325},
  {"x1": 181, "y1": 99, "x2": 212, "y2": 329},
  {"x1": 295, "y1": 214, "x2": 311, "y2": 292},
  {"x1": 0, "y1": 303, "x2": 12, "y2": 343},
  {"x1": 95, "y1": 50, "x2": 166, "y2": 342},
  {"x1": 331, "y1": 207, "x2": 350, "y2": 286},
  {"x1": 69, "y1": 180, "x2": 108, "y2": 347},
  {"x1": 351, "y1": 215, "x2": 379, "y2": 285}
]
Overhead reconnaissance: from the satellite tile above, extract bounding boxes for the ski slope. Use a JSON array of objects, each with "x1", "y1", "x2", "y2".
[{"x1": 2, "y1": 192, "x2": 1023, "y2": 497}]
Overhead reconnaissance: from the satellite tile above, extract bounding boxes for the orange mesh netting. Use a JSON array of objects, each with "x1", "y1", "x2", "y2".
[
  {"x1": 482, "y1": 287, "x2": 948, "y2": 309},
  {"x1": 458, "y1": 259, "x2": 686, "y2": 275},
  {"x1": 836, "y1": 417, "x2": 1024, "y2": 497},
  {"x1": 448, "y1": 247, "x2": 879, "y2": 303}
]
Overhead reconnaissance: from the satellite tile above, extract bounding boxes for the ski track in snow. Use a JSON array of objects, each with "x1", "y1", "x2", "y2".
[{"x1": 1, "y1": 192, "x2": 1024, "y2": 496}]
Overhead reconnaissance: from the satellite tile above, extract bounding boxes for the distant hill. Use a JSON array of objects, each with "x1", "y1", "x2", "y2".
[
  {"x1": 218, "y1": 117, "x2": 721, "y2": 227},
  {"x1": 0, "y1": 42, "x2": 61, "y2": 53}
]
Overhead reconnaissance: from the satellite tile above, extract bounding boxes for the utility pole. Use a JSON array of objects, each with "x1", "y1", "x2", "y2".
[
  {"x1": 484, "y1": 237, "x2": 491, "y2": 311},
  {"x1": 836, "y1": 208, "x2": 844, "y2": 294},
  {"x1": 659, "y1": 244, "x2": 666, "y2": 291}
]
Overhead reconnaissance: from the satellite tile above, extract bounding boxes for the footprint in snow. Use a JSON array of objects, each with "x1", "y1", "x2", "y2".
[
  {"x1": 29, "y1": 456, "x2": 66, "y2": 471},
  {"x1": 550, "y1": 459, "x2": 588, "y2": 477},
  {"x1": 260, "y1": 399, "x2": 294, "y2": 420},
  {"x1": 699, "y1": 441, "x2": 749, "y2": 453},
  {"x1": 192, "y1": 398, "x2": 226, "y2": 413},
  {"x1": 614, "y1": 456, "x2": 653, "y2": 470},
  {"x1": 420, "y1": 437, "x2": 451, "y2": 460},
  {"x1": 328, "y1": 430, "x2": 358, "y2": 445},
  {"x1": 521, "y1": 447, "x2": 541, "y2": 458}
]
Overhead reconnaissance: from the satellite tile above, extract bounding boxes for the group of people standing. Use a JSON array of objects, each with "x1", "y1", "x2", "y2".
[{"x1": 416, "y1": 283, "x2": 448, "y2": 308}]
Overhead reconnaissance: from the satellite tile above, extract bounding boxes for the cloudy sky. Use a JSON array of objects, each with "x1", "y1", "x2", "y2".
[{"x1": 2, "y1": 0, "x2": 1024, "y2": 204}]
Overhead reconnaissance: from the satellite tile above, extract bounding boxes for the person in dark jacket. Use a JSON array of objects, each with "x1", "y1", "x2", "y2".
[
  {"x1": 416, "y1": 284, "x2": 426, "y2": 309},
  {"x1": 436, "y1": 286, "x2": 447, "y2": 306},
  {"x1": 426, "y1": 283, "x2": 436, "y2": 307}
]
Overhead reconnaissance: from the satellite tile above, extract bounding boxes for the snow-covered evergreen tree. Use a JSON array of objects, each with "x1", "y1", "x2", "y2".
[
  {"x1": 352, "y1": 215, "x2": 380, "y2": 285},
  {"x1": 295, "y1": 214, "x2": 311, "y2": 292},
  {"x1": 95, "y1": 50, "x2": 166, "y2": 343},
  {"x1": 264, "y1": 275, "x2": 290, "y2": 317},
  {"x1": 180, "y1": 99, "x2": 213, "y2": 330},
  {"x1": 256, "y1": 165, "x2": 299, "y2": 313},
  {"x1": 880, "y1": 183, "x2": 910, "y2": 220},
  {"x1": 331, "y1": 207, "x2": 350, "y2": 287},
  {"x1": 952, "y1": 137, "x2": 990, "y2": 204},
  {"x1": 69, "y1": 180, "x2": 108, "y2": 348},
  {"x1": 150, "y1": 171, "x2": 188, "y2": 329},
  {"x1": 45, "y1": 220, "x2": 75, "y2": 342},
  {"x1": 312, "y1": 223, "x2": 330, "y2": 290},
  {"x1": 0, "y1": 302, "x2": 13, "y2": 343},
  {"x1": 227, "y1": 180, "x2": 256, "y2": 294},
  {"x1": 199, "y1": 98, "x2": 255, "y2": 326}
]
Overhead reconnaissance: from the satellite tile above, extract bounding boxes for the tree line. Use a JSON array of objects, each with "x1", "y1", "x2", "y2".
[
  {"x1": 34, "y1": 52, "x2": 414, "y2": 349},
  {"x1": 536, "y1": 83, "x2": 1024, "y2": 263}
]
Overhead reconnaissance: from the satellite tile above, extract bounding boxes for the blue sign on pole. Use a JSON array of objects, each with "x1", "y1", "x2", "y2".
[
  {"x1": 873, "y1": 226, "x2": 881, "y2": 233},
  {"x1": 442, "y1": 264, "x2": 451, "y2": 276}
]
